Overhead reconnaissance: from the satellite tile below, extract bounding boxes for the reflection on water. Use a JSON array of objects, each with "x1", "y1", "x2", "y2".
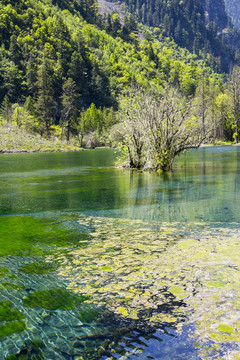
[
  {"x1": 1, "y1": 147, "x2": 240, "y2": 359},
  {"x1": 0, "y1": 147, "x2": 240, "y2": 223}
]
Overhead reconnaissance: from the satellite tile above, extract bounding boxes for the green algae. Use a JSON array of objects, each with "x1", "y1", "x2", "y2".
[
  {"x1": 0, "y1": 215, "x2": 90, "y2": 257},
  {"x1": 0, "y1": 301, "x2": 25, "y2": 321},
  {"x1": 78, "y1": 307, "x2": 100, "y2": 323},
  {"x1": 49, "y1": 215, "x2": 240, "y2": 359},
  {"x1": 0, "y1": 321, "x2": 26, "y2": 338},
  {"x1": 31, "y1": 340, "x2": 45, "y2": 348},
  {"x1": 19, "y1": 261, "x2": 57, "y2": 275},
  {"x1": 0, "y1": 267, "x2": 10, "y2": 277},
  {"x1": 23, "y1": 288, "x2": 89, "y2": 310},
  {"x1": 0, "y1": 282, "x2": 24, "y2": 290}
]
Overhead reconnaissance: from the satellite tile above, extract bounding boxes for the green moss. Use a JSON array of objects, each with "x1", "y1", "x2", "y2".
[
  {"x1": 0, "y1": 321, "x2": 26, "y2": 338},
  {"x1": 0, "y1": 267, "x2": 10, "y2": 277},
  {"x1": 23, "y1": 288, "x2": 89, "y2": 310},
  {"x1": 78, "y1": 307, "x2": 99, "y2": 323},
  {"x1": 5, "y1": 340, "x2": 45, "y2": 360},
  {"x1": 0, "y1": 301, "x2": 25, "y2": 321},
  {"x1": 0, "y1": 282, "x2": 23, "y2": 290},
  {"x1": 31, "y1": 340, "x2": 45, "y2": 348},
  {"x1": 0, "y1": 215, "x2": 90, "y2": 257},
  {"x1": 19, "y1": 261, "x2": 57, "y2": 275}
]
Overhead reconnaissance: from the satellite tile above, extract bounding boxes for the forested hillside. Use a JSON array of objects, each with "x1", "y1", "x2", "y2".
[
  {"x1": 109, "y1": 0, "x2": 239, "y2": 72},
  {"x1": 0, "y1": 0, "x2": 239, "y2": 157},
  {"x1": 0, "y1": 0, "x2": 217, "y2": 138}
]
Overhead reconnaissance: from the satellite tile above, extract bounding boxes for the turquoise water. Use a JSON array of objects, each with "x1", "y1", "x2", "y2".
[
  {"x1": 1, "y1": 147, "x2": 240, "y2": 359},
  {"x1": 0, "y1": 146, "x2": 240, "y2": 222}
]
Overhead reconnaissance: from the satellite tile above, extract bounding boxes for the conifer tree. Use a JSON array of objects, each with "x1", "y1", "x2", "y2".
[
  {"x1": 61, "y1": 77, "x2": 79, "y2": 141},
  {"x1": 35, "y1": 54, "x2": 55, "y2": 136},
  {"x1": 0, "y1": 95, "x2": 12, "y2": 123}
]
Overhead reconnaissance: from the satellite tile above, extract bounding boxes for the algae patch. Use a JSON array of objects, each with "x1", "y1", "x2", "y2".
[
  {"x1": 23, "y1": 288, "x2": 89, "y2": 310},
  {"x1": 0, "y1": 301, "x2": 25, "y2": 321},
  {"x1": 19, "y1": 261, "x2": 57, "y2": 275},
  {"x1": 0, "y1": 267, "x2": 10, "y2": 277},
  {"x1": 0, "y1": 301, "x2": 26, "y2": 338},
  {"x1": 53, "y1": 215, "x2": 240, "y2": 359},
  {"x1": 0, "y1": 282, "x2": 24, "y2": 290},
  {"x1": 78, "y1": 306, "x2": 100, "y2": 323},
  {"x1": 218, "y1": 324, "x2": 235, "y2": 334},
  {"x1": 0, "y1": 321, "x2": 26, "y2": 338}
]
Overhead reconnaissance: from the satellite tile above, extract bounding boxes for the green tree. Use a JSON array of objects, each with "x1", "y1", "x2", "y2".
[
  {"x1": 61, "y1": 77, "x2": 79, "y2": 141},
  {"x1": 26, "y1": 55, "x2": 37, "y2": 96},
  {"x1": 228, "y1": 66, "x2": 240, "y2": 143},
  {"x1": 35, "y1": 54, "x2": 55, "y2": 135},
  {"x1": 215, "y1": 93, "x2": 231, "y2": 140},
  {"x1": 195, "y1": 71, "x2": 210, "y2": 141},
  {"x1": 0, "y1": 95, "x2": 12, "y2": 123}
]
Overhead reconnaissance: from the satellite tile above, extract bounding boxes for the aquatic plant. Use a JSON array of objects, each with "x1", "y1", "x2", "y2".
[
  {"x1": 0, "y1": 321, "x2": 26, "y2": 338},
  {"x1": 0, "y1": 301, "x2": 25, "y2": 322},
  {"x1": 23, "y1": 288, "x2": 89, "y2": 310},
  {"x1": 50, "y1": 215, "x2": 240, "y2": 358},
  {"x1": 78, "y1": 306, "x2": 100, "y2": 323},
  {"x1": 0, "y1": 267, "x2": 10, "y2": 277},
  {"x1": 0, "y1": 282, "x2": 24, "y2": 290},
  {"x1": 19, "y1": 261, "x2": 57, "y2": 275}
]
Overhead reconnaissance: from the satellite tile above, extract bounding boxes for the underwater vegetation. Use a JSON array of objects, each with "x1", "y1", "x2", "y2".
[
  {"x1": 22, "y1": 288, "x2": 89, "y2": 310},
  {"x1": 0, "y1": 301, "x2": 25, "y2": 338},
  {"x1": 19, "y1": 261, "x2": 57, "y2": 275},
  {"x1": 50, "y1": 215, "x2": 240, "y2": 359},
  {"x1": 0, "y1": 267, "x2": 10, "y2": 277},
  {"x1": 2, "y1": 213, "x2": 240, "y2": 359}
]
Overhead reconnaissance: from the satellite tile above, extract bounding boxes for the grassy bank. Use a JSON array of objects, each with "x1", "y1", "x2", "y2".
[{"x1": 0, "y1": 124, "x2": 81, "y2": 153}]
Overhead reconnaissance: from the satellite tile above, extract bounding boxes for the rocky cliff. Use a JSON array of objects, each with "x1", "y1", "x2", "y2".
[
  {"x1": 200, "y1": 0, "x2": 228, "y2": 30},
  {"x1": 224, "y1": 0, "x2": 240, "y2": 30}
]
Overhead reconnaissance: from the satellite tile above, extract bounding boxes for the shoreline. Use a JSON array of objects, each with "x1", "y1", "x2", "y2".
[{"x1": 0, "y1": 148, "x2": 83, "y2": 154}]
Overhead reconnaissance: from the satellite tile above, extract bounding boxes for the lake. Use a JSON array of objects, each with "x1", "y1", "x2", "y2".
[{"x1": 1, "y1": 147, "x2": 240, "y2": 359}]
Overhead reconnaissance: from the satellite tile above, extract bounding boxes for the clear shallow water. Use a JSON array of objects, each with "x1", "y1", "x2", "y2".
[
  {"x1": 1, "y1": 146, "x2": 240, "y2": 222},
  {"x1": 1, "y1": 147, "x2": 240, "y2": 359}
]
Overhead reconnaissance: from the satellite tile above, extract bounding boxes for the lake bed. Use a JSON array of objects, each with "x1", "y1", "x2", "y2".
[{"x1": 1, "y1": 147, "x2": 240, "y2": 359}]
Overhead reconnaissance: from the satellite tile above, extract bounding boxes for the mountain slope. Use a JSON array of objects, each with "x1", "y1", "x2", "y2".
[
  {"x1": 105, "y1": 0, "x2": 239, "y2": 72},
  {"x1": 1, "y1": 0, "x2": 223, "y2": 140},
  {"x1": 224, "y1": 0, "x2": 240, "y2": 30}
]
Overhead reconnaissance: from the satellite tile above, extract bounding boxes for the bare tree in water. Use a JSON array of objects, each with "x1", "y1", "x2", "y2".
[{"x1": 120, "y1": 88, "x2": 207, "y2": 171}]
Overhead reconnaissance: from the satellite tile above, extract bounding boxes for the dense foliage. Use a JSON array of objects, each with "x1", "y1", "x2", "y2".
[
  {"x1": 0, "y1": 0, "x2": 239, "y2": 159},
  {"x1": 113, "y1": 0, "x2": 237, "y2": 72}
]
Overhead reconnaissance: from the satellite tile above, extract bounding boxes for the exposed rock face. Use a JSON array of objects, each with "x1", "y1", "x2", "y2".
[
  {"x1": 200, "y1": 0, "x2": 240, "y2": 51},
  {"x1": 224, "y1": 0, "x2": 240, "y2": 30},
  {"x1": 200, "y1": 0, "x2": 228, "y2": 30}
]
